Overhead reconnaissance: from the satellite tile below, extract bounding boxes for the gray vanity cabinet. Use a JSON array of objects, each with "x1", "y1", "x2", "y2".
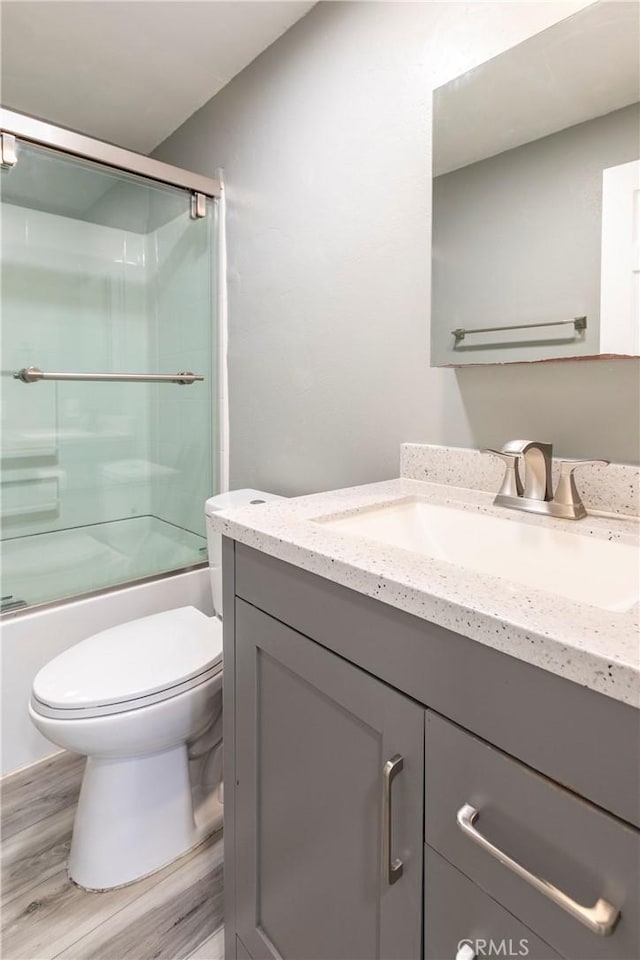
[
  {"x1": 223, "y1": 540, "x2": 640, "y2": 960},
  {"x1": 233, "y1": 598, "x2": 425, "y2": 960}
]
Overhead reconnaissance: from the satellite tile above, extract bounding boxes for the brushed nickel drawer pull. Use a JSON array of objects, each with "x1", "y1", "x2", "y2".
[
  {"x1": 456, "y1": 804, "x2": 619, "y2": 936},
  {"x1": 382, "y1": 754, "x2": 404, "y2": 885}
]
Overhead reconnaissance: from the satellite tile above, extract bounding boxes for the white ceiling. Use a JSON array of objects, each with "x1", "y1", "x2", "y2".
[{"x1": 0, "y1": 1, "x2": 316, "y2": 154}]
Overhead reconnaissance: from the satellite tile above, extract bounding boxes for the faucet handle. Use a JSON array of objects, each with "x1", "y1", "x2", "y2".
[
  {"x1": 553, "y1": 459, "x2": 609, "y2": 516},
  {"x1": 482, "y1": 449, "x2": 523, "y2": 498}
]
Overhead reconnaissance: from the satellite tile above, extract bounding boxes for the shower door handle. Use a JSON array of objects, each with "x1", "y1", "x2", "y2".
[{"x1": 14, "y1": 366, "x2": 204, "y2": 385}]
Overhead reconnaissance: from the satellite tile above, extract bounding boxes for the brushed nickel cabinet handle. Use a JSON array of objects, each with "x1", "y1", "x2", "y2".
[
  {"x1": 456, "y1": 804, "x2": 619, "y2": 936},
  {"x1": 382, "y1": 754, "x2": 404, "y2": 885}
]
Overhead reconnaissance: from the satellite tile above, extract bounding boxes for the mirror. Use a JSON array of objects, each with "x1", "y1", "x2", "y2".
[{"x1": 430, "y1": 0, "x2": 640, "y2": 367}]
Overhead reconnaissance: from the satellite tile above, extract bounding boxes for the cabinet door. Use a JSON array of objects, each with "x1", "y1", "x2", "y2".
[{"x1": 235, "y1": 599, "x2": 424, "y2": 960}]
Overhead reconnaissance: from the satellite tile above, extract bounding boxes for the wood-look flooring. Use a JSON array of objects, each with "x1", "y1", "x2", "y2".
[{"x1": 1, "y1": 751, "x2": 224, "y2": 960}]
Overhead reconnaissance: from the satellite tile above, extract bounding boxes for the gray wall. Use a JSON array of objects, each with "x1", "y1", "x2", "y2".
[
  {"x1": 432, "y1": 104, "x2": 640, "y2": 365},
  {"x1": 154, "y1": 0, "x2": 639, "y2": 494}
]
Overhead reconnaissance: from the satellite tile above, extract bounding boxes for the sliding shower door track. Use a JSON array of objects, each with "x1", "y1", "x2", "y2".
[
  {"x1": 0, "y1": 562, "x2": 208, "y2": 620},
  {"x1": 0, "y1": 107, "x2": 221, "y2": 198}
]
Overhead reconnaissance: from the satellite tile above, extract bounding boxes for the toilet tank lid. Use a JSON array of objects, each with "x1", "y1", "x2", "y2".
[
  {"x1": 32, "y1": 607, "x2": 222, "y2": 711},
  {"x1": 205, "y1": 489, "x2": 284, "y2": 517}
]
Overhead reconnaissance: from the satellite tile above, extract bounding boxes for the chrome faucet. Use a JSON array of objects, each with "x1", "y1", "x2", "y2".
[{"x1": 483, "y1": 441, "x2": 608, "y2": 520}]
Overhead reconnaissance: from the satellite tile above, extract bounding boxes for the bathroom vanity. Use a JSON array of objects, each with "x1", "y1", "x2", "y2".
[{"x1": 215, "y1": 446, "x2": 640, "y2": 960}]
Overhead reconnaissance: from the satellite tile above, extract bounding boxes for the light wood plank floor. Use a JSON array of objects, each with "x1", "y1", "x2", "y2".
[{"x1": 1, "y1": 751, "x2": 224, "y2": 960}]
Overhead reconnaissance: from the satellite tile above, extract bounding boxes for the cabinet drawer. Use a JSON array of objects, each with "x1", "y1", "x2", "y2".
[
  {"x1": 425, "y1": 712, "x2": 640, "y2": 959},
  {"x1": 425, "y1": 847, "x2": 560, "y2": 960}
]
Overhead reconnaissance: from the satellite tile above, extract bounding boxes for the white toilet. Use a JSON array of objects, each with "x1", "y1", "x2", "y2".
[{"x1": 29, "y1": 489, "x2": 281, "y2": 891}]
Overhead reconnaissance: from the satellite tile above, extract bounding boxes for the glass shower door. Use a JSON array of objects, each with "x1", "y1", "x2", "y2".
[{"x1": 1, "y1": 140, "x2": 215, "y2": 611}]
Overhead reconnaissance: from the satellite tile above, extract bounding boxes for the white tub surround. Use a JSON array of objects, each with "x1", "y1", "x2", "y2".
[{"x1": 209, "y1": 446, "x2": 639, "y2": 708}]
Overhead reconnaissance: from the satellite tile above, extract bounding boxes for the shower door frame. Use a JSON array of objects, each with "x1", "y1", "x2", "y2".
[
  {"x1": 0, "y1": 107, "x2": 220, "y2": 618},
  {"x1": 0, "y1": 107, "x2": 221, "y2": 196}
]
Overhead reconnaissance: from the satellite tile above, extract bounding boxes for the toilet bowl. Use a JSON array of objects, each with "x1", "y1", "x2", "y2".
[{"x1": 29, "y1": 489, "x2": 282, "y2": 890}]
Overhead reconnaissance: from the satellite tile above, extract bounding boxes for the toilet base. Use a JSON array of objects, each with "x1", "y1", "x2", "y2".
[{"x1": 68, "y1": 745, "x2": 221, "y2": 891}]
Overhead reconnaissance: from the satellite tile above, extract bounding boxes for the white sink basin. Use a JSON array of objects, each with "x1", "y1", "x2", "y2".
[{"x1": 316, "y1": 498, "x2": 639, "y2": 612}]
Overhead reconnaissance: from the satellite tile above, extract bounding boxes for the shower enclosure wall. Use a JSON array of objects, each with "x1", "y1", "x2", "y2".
[{"x1": 0, "y1": 110, "x2": 222, "y2": 773}]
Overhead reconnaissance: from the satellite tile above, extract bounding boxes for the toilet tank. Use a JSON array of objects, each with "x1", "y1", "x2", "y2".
[{"x1": 204, "y1": 489, "x2": 285, "y2": 618}]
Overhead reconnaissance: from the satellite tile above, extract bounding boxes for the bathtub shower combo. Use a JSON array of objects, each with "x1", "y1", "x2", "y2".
[{"x1": 0, "y1": 109, "x2": 222, "y2": 776}]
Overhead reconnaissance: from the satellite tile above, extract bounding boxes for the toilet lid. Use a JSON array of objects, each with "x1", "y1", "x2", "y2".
[{"x1": 32, "y1": 607, "x2": 222, "y2": 712}]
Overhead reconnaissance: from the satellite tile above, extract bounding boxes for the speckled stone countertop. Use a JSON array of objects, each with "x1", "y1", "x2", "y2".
[{"x1": 212, "y1": 447, "x2": 640, "y2": 708}]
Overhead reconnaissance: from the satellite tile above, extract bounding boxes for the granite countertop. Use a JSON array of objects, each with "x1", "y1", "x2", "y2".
[{"x1": 211, "y1": 447, "x2": 640, "y2": 708}]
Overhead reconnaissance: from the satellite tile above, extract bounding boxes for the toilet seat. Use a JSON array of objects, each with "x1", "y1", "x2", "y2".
[{"x1": 31, "y1": 607, "x2": 222, "y2": 720}]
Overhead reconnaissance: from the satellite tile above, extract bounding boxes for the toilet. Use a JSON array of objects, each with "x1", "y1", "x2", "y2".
[{"x1": 29, "y1": 489, "x2": 282, "y2": 891}]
